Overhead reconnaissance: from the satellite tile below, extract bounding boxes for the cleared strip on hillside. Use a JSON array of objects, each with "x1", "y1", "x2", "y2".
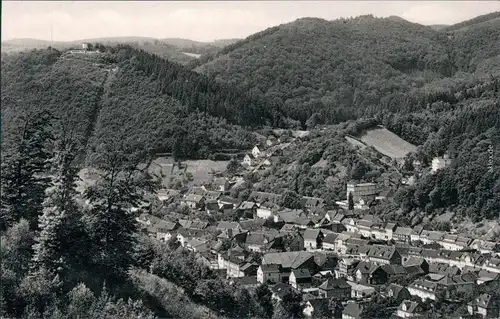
[{"x1": 358, "y1": 126, "x2": 417, "y2": 159}]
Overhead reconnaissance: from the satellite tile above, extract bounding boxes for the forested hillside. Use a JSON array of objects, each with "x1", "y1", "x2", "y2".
[
  {"x1": 1, "y1": 45, "x2": 286, "y2": 161},
  {"x1": 222, "y1": 14, "x2": 500, "y2": 223},
  {"x1": 193, "y1": 15, "x2": 499, "y2": 127}
]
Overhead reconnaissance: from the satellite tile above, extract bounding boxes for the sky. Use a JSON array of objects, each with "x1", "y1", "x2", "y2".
[{"x1": 2, "y1": 1, "x2": 500, "y2": 42}]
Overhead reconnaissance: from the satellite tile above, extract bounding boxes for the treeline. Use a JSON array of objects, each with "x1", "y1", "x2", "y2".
[
  {"x1": 114, "y1": 45, "x2": 283, "y2": 127},
  {"x1": 441, "y1": 11, "x2": 500, "y2": 33}
]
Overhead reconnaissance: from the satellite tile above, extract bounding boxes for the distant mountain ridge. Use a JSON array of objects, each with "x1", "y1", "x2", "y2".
[{"x1": 1, "y1": 37, "x2": 240, "y2": 65}]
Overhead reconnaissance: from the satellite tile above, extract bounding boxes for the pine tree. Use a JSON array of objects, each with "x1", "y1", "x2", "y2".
[
  {"x1": 83, "y1": 142, "x2": 159, "y2": 285},
  {"x1": 31, "y1": 138, "x2": 79, "y2": 278},
  {"x1": 1, "y1": 111, "x2": 54, "y2": 230}
]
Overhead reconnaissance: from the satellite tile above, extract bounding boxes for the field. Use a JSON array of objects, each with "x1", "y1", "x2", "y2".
[
  {"x1": 148, "y1": 157, "x2": 229, "y2": 187},
  {"x1": 358, "y1": 126, "x2": 417, "y2": 160}
]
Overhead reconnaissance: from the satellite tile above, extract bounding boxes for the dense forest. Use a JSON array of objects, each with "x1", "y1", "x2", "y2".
[
  {"x1": 1, "y1": 45, "x2": 287, "y2": 161},
  {"x1": 194, "y1": 14, "x2": 500, "y2": 126}
]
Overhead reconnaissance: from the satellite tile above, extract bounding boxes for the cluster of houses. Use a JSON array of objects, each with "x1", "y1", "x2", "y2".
[{"x1": 137, "y1": 176, "x2": 500, "y2": 318}]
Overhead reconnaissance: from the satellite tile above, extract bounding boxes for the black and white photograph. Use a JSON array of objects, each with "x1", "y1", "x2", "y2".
[{"x1": 1, "y1": 1, "x2": 500, "y2": 318}]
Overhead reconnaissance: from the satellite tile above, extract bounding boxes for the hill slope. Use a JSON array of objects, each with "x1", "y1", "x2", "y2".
[
  {"x1": 193, "y1": 14, "x2": 499, "y2": 126},
  {"x1": 193, "y1": 15, "x2": 456, "y2": 124},
  {"x1": 1, "y1": 45, "x2": 284, "y2": 161}
]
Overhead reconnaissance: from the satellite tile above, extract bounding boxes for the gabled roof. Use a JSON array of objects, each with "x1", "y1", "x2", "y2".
[
  {"x1": 380, "y1": 264, "x2": 407, "y2": 276},
  {"x1": 238, "y1": 201, "x2": 258, "y2": 210},
  {"x1": 404, "y1": 265, "x2": 425, "y2": 276},
  {"x1": 357, "y1": 219, "x2": 374, "y2": 228},
  {"x1": 386, "y1": 284, "x2": 409, "y2": 300},
  {"x1": 239, "y1": 218, "x2": 267, "y2": 231},
  {"x1": 303, "y1": 228, "x2": 321, "y2": 241},
  {"x1": 262, "y1": 251, "x2": 314, "y2": 269},
  {"x1": 246, "y1": 232, "x2": 269, "y2": 246},
  {"x1": 367, "y1": 245, "x2": 398, "y2": 260},
  {"x1": 291, "y1": 268, "x2": 311, "y2": 279},
  {"x1": 411, "y1": 225, "x2": 424, "y2": 235},
  {"x1": 218, "y1": 196, "x2": 241, "y2": 205},
  {"x1": 319, "y1": 278, "x2": 350, "y2": 290},
  {"x1": 343, "y1": 302, "x2": 362, "y2": 317},
  {"x1": 323, "y1": 233, "x2": 339, "y2": 244},
  {"x1": 217, "y1": 221, "x2": 241, "y2": 230},
  {"x1": 301, "y1": 196, "x2": 325, "y2": 207},
  {"x1": 184, "y1": 194, "x2": 205, "y2": 203},
  {"x1": 409, "y1": 279, "x2": 438, "y2": 292},
  {"x1": 294, "y1": 217, "x2": 314, "y2": 226},
  {"x1": 154, "y1": 219, "x2": 179, "y2": 232},
  {"x1": 205, "y1": 191, "x2": 222, "y2": 200},
  {"x1": 355, "y1": 261, "x2": 379, "y2": 274}
]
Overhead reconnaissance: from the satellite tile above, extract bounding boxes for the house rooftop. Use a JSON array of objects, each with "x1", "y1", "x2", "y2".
[
  {"x1": 319, "y1": 278, "x2": 350, "y2": 290},
  {"x1": 303, "y1": 228, "x2": 321, "y2": 240},
  {"x1": 262, "y1": 251, "x2": 314, "y2": 269},
  {"x1": 292, "y1": 268, "x2": 311, "y2": 279}
]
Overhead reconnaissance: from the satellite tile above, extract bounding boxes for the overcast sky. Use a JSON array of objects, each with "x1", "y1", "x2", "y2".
[{"x1": 3, "y1": 1, "x2": 500, "y2": 42}]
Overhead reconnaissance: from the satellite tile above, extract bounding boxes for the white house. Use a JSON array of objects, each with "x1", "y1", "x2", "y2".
[
  {"x1": 257, "y1": 265, "x2": 282, "y2": 284},
  {"x1": 252, "y1": 146, "x2": 262, "y2": 158},
  {"x1": 256, "y1": 202, "x2": 274, "y2": 219},
  {"x1": 396, "y1": 300, "x2": 422, "y2": 318},
  {"x1": 431, "y1": 154, "x2": 452, "y2": 173},
  {"x1": 408, "y1": 280, "x2": 439, "y2": 301},
  {"x1": 242, "y1": 154, "x2": 255, "y2": 166}
]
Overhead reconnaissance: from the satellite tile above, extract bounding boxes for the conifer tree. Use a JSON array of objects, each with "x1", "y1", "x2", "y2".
[
  {"x1": 31, "y1": 137, "x2": 79, "y2": 278},
  {"x1": 1, "y1": 111, "x2": 54, "y2": 230},
  {"x1": 83, "y1": 142, "x2": 159, "y2": 285}
]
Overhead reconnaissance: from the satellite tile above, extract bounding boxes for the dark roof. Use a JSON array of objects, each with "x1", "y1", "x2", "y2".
[
  {"x1": 404, "y1": 265, "x2": 425, "y2": 276},
  {"x1": 303, "y1": 228, "x2": 321, "y2": 240},
  {"x1": 386, "y1": 284, "x2": 409, "y2": 300},
  {"x1": 262, "y1": 251, "x2": 314, "y2": 269},
  {"x1": 271, "y1": 283, "x2": 294, "y2": 298},
  {"x1": 291, "y1": 268, "x2": 311, "y2": 280},
  {"x1": 319, "y1": 278, "x2": 350, "y2": 290},
  {"x1": 343, "y1": 302, "x2": 362, "y2": 318},
  {"x1": 230, "y1": 276, "x2": 258, "y2": 286},
  {"x1": 323, "y1": 233, "x2": 339, "y2": 244},
  {"x1": 217, "y1": 221, "x2": 241, "y2": 230},
  {"x1": 368, "y1": 245, "x2": 398, "y2": 260},
  {"x1": 306, "y1": 299, "x2": 330, "y2": 313}
]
